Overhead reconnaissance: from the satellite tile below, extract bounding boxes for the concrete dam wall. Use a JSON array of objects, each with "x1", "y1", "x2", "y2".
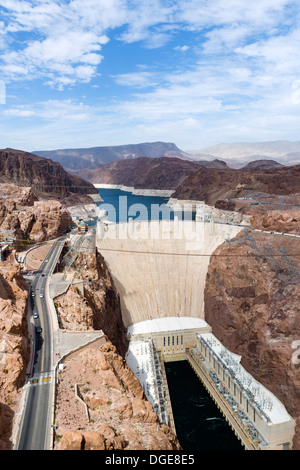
[{"x1": 96, "y1": 219, "x2": 242, "y2": 328}]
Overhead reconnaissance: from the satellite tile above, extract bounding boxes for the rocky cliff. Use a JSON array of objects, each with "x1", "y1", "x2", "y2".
[
  {"x1": 55, "y1": 249, "x2": 128, "y2": 357},
  {"x1": 0, "y1": 258, "x2": 30, "y2": 450},
  {"x1": 77, "y1": 156, "x2": 300, "y2": 209},
  {"x1": 0, "y1": 187, "x2": 72, "y2": 247},
  {"x1": 55, "y1": 340, "x2": 181, "y2": 450},
  {"x1": 204, "y1": 229, "x2": 300, "y2": 449},
  {"x1": 77, "y1": 156, "x2": 228, "y2": 190},
  {"x1": 250, "y1": 209, "x2": 300, "y2": 234},
  {"x1": 0, "y1": 148, "x2": 98, "y2": 205},
  {"x1": 172, "y1": 165, "x2": 300, "y2": 205}
]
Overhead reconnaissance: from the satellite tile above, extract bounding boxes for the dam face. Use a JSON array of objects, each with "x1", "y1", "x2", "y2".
[{"x1": 96, "y1": 219, "x2": 241, "y2": 327}]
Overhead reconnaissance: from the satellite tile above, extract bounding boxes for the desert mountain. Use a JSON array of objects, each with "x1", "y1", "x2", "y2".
[
  {"x1": 188, "y1": 140, "x2": 300, "y2": 168},
  {"x1": 33, "y1": 141, "x2": 194, "y2": 172},
  {"x1": 0, "y1": 148, "x2": 98, "y2": 205},
  {"x1": 76, "y1": 156, "x2": 228, "y2": 190},
  {"x1": 172, "y1": 164, "x2": 300, "y2": 205},
  {"x1": 242, "y1": 159, "x2": 284, "y2": 170},
  {"x1": 34, "y1": 140, "x2": 300, "y2": 172}
]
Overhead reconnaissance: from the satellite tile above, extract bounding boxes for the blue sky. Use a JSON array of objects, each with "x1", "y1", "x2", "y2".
[{"x1": 1, "y1": 0, "x2": 300, "y2": 152}]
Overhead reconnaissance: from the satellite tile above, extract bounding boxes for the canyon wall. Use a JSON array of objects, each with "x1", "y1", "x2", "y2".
[
  {"x1": 172, "y1": 165, "x2": 300, "y2": 204},
  {"x1": 0, "y1": 149, "x2": 98, "y2": 205},
  {"x1": 204, "y1": 229, "x2": 300, "y2": 449},
  {"x1": 55, "y1": 249, "x2": 128, "y2": 357},
  {"x1": 0, "y1": 196, "x2": 72, "y2": 246},
  {"x1": 0, "y1": 258, "x2": 30, "y2": 450}
]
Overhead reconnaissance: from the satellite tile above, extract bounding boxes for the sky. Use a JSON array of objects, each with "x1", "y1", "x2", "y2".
[{"x1": 1, "y1": 0, "x2": 300, "y2": 153}]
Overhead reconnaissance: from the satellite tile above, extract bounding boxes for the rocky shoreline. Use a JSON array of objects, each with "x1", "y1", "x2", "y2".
[{"x1": 94, "y1": 183, "x2": 174, "y2": 198}]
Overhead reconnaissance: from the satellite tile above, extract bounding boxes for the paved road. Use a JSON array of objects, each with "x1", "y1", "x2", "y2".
[{"x1": 17, "y1": 237, "x2": 66, "y2": 450}]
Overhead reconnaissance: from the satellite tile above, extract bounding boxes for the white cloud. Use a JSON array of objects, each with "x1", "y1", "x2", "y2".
[
  {"x1": 0, "y1": 0, "x2": 124, "y2": 87},
  {"x1": 112, "y1": 71, "x2": 159, "y2": 88},
  {"x1": 4, "y1": 107, "x2": 35, "y2": 117},
  {"x1": 1, "y1": 0, "x2": 300, "y2": 149},
  {"x1": 2, "y1": 99, "x2": 93, "y2": 121},
  {"x1": 1, "y1": 0, "x2": 298, "y2": 88},
  {"x1": 174, "y1": 45, "x2": 189, "y2": 52}
]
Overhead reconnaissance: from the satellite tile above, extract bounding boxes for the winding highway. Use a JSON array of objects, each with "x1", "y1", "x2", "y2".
[{"x1": 16, "y1": 237, "x2": 66, "y2": 450}]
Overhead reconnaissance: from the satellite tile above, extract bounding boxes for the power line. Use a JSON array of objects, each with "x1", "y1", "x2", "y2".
[
  {"x1": 6, "y1": 235, "x2": 299, "y2": 257},
  {"x1": 96, "y1": 247, "x2": 300, "y2": 258}
]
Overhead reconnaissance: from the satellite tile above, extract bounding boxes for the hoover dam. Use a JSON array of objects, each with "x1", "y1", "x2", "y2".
[
  {"x1": 96, "y1": 217, "x2": 241, "y2": 327},
  {"x1": 96, "y1": 216, "x2": 296, "y2": 450}
]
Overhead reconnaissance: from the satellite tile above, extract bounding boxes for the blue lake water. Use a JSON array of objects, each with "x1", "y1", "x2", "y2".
[{"x1": 97, "y1": 187, "x2": 193, "y2": 223}]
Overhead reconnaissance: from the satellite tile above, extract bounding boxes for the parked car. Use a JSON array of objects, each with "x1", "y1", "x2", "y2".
[{"x1": 33, "y1": 312, "x2": 39, "y2": 319}]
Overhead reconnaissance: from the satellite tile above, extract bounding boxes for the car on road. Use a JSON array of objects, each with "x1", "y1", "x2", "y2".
[
  {"x1": 39, "y1": 293, "x2": 44, "y2": 298},
  {"x1": 33, "y1": 312, "x2": 39, "y2": 319}
]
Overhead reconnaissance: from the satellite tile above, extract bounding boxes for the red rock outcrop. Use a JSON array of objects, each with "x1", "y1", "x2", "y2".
[
  {"x1": 77, "y1": 156, "x2": 228, "y2": 189},
  {"x1": 0, "y1": 148, "x2": 98, "y2": 205},
  {"x1": 0, "y1": 183, "x2": 38, "y2": 207},
  {"x1": 204, "y1": 229, "x2": 300, "y2": 449},
  {"x1": 55, "y1": 340, "x2": 181, "y2": 450},
  {"x1": 0, "y1": 260, "x2": 30, "y2": 450},
  {"x1": 0, "y1": 196, "x2": 72, "y2": 246},
  {"x1": 55, "y1": 249, "x2": 128, "y2": 357},
  {"x1": 250, "y1": 209, "x2": 300, "y2": 234},
  {"x1": 172, "y1": 165, "x2": 300, "y2": 204}
]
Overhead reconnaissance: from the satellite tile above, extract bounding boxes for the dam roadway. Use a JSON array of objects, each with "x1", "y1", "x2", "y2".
[{"x1": 16, "y1": 237, "x2": 66, "y2": 450}]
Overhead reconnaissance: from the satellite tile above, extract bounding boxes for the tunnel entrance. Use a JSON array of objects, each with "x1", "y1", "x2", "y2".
[{"x1": 165, "y1": 360, "x2": 244, "y2": 451}]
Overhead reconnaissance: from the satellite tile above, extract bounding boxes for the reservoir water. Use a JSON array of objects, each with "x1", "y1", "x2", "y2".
[
  {"x1": 97, "y1": 187, "x2": 194, "y2": 222},
  {"x1": 97, "y1": 188, "x2": 243, "y2": 450}
]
